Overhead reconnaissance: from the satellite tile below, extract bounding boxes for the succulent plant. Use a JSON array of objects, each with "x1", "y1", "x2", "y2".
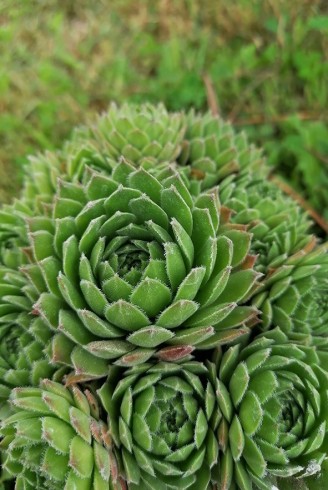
[
  {"x1": 0, "y1": 270, "x2": 66, "y2": 422},
  {"x1": 26, "y1": 162, "x2": 261, "y2": 378},
  {"x1": 0, "y1": 203, "x2": 65, "y2": 421},
  {"x1": 178, "y1": 110, "x2": 265, "y2": 190},
  {"x1": 0, "y1": 202, "x2": 31, "y2": 269},
  {"x1": 21, "y1": 104, "x2": 267, "y2": 211},
  {"x1": 219, "y1": 173, "x2": 313, "y2": 274},
  {"x1": 215, "y1": 328, "x2": 328, "y2": 489},
  {"x1": 0, "y1": 103, "x2": 328, "y2": 490},
  {"x1": 93, "y1": 103, "x2": 186, "y2": 165},
  {"x1": 0, "y1": 379, "x2": 116, "y2": 490},
  {"x1": 21, "y1": 104, "x2": 187, "y2": 208},
  {"x1": 98, "y1": 360, "x2": 221, "y2": 489},
  {"x1": 252, "y1": 243, "x2": 328, "y2": 333}
]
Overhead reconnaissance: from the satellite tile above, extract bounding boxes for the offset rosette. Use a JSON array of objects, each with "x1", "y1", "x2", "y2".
[
  {"x1": 0, "y1": 314, "x2": 62, "y2": 419},
  {"x1": 22, "y1": 103, "x2": 187, "y2": 208},
  {"x1": 219, "y1": 173, "x2": 312, "y2": 274},
  {"x1": 98, "y1": 360, "x2": 220, "y2": 489},
  {"x1": 0, "y1": 204, "x2": 62, "y2": 416},
  {"x1": 93, "y1": 103, "x2": 186, "y2": 165},
  {"x1": 270, "y1": 244, "x2": 328, "y2": 365},
  {"x1": 0, "y1": 380, "x2": 117, "y2": 490},
  {"x1": 27, "y1": 163, "x2": 260, "y2": 377},
  {"x1": 295, "y1": 277, "x2": 328, "y2": 365},
  {"x1": 22, "y1": 149, "x2": 63, "y2": 212},
  {"x1": 0, "y1": 201, "x2": 32, "y2": 268},
  {"x1": 0, "y1": 263, "x2": 65, "y2": 420},
  {"x1": 252, "y1": 243, "x2": 328, "y2": 332},
  {"x1": 21, "y1": 105, "x2": 266, "y2": 213},
  {"x1": 215, "y1": 328, "x2": 328, "y2": 490},
  {"x1": 178, "y1": 111, "x2": 265, "y2": 190}
]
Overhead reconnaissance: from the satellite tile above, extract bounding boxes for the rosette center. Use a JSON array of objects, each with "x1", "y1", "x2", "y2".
[{"x1": 109, "y1": 240, "x2": 150, "y2": 285}]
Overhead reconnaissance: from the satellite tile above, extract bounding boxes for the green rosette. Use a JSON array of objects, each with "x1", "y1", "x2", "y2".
[
  {"x1": 21, "y1": 103, "x2": 187, "y2": 208},
  {"x1": 21, "y1": 104, "x2": 267, "y2": 211},
  {"x1": 1, "y1": 102, "x2": 328, "y2": 490},
  {"x1": 0, "y1": 379, "x2": 117, "y2": 490},
  {"x1": 252, "y1": 243, "x2": 328, "y2": 337},
  {"x1": 219, "y1": 173, "x2": 312, "y2": 274},
  {"x1": 25, "y1": 162, "x2": 261, "y2": 378},
  {"x1": 0, "y1": 312, "x2": 62, "y2": 420},
  {"x1": 92, "y1": 102, "x2": 186, "y2": 165},
  {"x1": 0, "y1": 203, "x2": 31, "y2": 269},
  {"x1": 0, "y1": 202, "x2": 65, "y2": 418},
  {"x1": 178, "y1": 110, "x2": 265, "y2": 190},
  {"x1": 98, "y1": 360, "x2": 220, "y2": 490},
  {"x1": 279, "y1": 244, "x2": 328, "y2": 366},
  {"x1": 22, "y1": 149, "x2": 63, "y2": 212},
  {"x1": 215, "y1": 328, "x2": 328, "y2": 490}
]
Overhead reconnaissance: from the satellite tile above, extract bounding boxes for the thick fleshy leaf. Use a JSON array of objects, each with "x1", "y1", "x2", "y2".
[
  {"x1": 85, "y1": 340, "x2": 134, "y2": 359},
  {"x1": 77, "y1": 309, "x2": 123, "y2": 338},
  {"x1": 239, "y1": 391, "x2": 263, "y2": 435},
  {"x1": 156, "y1": 301, "x2": 199, "y2": 328},
  {"x1": 229, "y1": 415, "x2": 245, "y2": 461},
  {"x1": 130, "y1": 279, "x2": 172, "y2": 317},
  {"x1": 185, "y1": 302, "x2": 236, "y2": 328},
  {"x1": 229, "y1": 362, "x2": 250, "y2": 407},
  {"x1": 41, "y1": 417, "x2": 75, "y2": 453},
  {"x1": 161, "y1": 185, "x2": 193, "y2": 235},
  {"x1": 59, "y1": 309, "x2": 94, "y2": 345},
  {"x1": 128, "y1": 326, "x2": 174, "y2": 348},
  {"x1": 128, "y1": 168, "x2": 163, "y2": 204},
  {"x1": 80, "y1": 280, "x2": 109, "y2": 316},
  {"x1": 174, "y1": 267, "x2": 206, "y2": 301},
  {"x1": 71, "y1": 346, "x2": 109, "y2": 378},
  {"x1": 167, "y1": 326, "x2": 214, "y2": 346},
  {"x1": 130, "y1": 195, "x2": 169, "y2": 230},
  {"x1": 164, "y1": 242, "x2": 187, "y2": 292},
  {"x1": 171, "y1": 218, "x2": 194, "y2": 269},
  {"x1": 105, "y1": 301, "x2": 150, "y2": 331}
]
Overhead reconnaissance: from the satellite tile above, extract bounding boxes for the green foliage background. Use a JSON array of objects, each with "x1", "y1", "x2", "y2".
[{"x1": 0, "y1": 0, "x2": 327, "y2": 226}]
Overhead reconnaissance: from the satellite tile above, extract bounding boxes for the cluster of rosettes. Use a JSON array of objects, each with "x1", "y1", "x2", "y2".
[{"x1": 0, "y1": 104, "x2": 327, "y2": 490}]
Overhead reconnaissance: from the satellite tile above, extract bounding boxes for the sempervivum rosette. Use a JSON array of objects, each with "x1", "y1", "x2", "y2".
[
  {"x1": 296, "y1": 276, "x2": 328, "y2": 365},
  {"x1": 93, "y1": 103, "x2": 186, "y2": 165},
  {"x1": 0, "y1": 311, "x2": 62, "y2": 420},
  {"x1": 21, "y1": 103, "x2": 187, "y2": 209},
  {"x1": 252, "y1": 242, "x2": 328, "y2": 332},
  {"x1": 0, "y1": 203, "x2": 67, "y2": 420},
  {"x1": 22, "y1": 150, "x2": 63, "y2": 212},
  {"x1": 1, "y1": 103, "x2": 328, "y2": 490},
  {"x1": 97, "y1": 360, "x2": 220, "y2": 490},
  {"x1": 178, "y1": 111, "x2": 265, "y2": 190},
  {"x1": 0, "y1": 379, "x2": 117, "y2": 490},
  {"x1": 215, "y1": 328, "x2": 328, "y2": 490},
  {"x1": 263, "y1": 243, "x2": 328, "y2": 366},
  {"x1": 20, "y1": 105, "x2": 267, "y2": 214},
  {"x1": 219, "y1": 173, "x2": 312, "y2": 274},
  {"x1": 27, "y1": 162, "x2": 261, "y2": 378},
  {"x1": 0, "y1": 202, "x2": 31, "y2": 269}
]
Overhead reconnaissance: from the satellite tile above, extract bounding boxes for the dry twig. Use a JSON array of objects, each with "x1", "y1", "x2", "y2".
[{"x1": 203, "y1": 73, "x2": 220, "y2": 116}]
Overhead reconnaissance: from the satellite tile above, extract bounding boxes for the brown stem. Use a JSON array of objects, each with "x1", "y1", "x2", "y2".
[{"x1": 203, "y1": 73, "x2": 220, "y2": 116}]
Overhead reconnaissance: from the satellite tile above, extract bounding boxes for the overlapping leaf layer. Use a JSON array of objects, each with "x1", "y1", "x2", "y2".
[
  {"x1": 1, "y1": 380, "x2": 118, "y2": 489},
  {"x1": 26, "y1": 162, "x2": 261, "y2": 376},
  {"x1": 0, "y1": 104, "x2": 327, "y2": 490},
  {"x1": 98, "y1": 361, "x2": 221, "y2": 489},
  {"x1": 215, "y1": 328, "x2": 328, "y2": 489}
]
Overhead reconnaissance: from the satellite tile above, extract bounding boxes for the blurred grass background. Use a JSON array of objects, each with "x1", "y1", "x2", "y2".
[{"x1": 0, "y1": 0, "x2": 327, "y2": 228}]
